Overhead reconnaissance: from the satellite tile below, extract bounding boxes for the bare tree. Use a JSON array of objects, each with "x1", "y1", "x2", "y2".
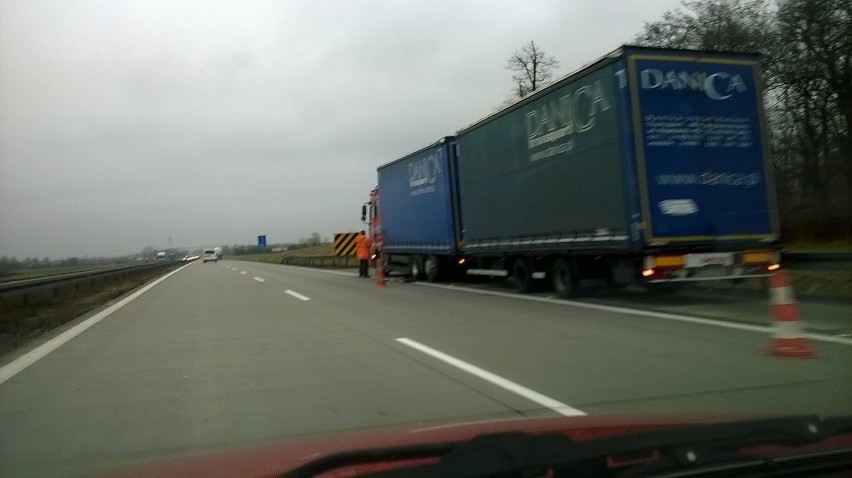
[{"x1": 506, "y1": 41, "x2": 560, "y2": 98}]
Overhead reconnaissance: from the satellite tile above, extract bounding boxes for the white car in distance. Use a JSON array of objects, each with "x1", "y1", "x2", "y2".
[{"x1": 202, "y1": 249, "x2": 218, "y2": 263}]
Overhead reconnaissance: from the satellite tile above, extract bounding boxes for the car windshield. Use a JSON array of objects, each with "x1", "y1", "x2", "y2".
[{"x1": 1, "y1": 1, "x2": 850, "y2": 477}]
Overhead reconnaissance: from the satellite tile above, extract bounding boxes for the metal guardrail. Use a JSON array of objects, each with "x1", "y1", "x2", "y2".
[
  {"x1": 781, "y1": 251, "x2": 852, "y2": 271},
  {"x1": 0, "y1": 261, "x2": 188, "y2": 307},
  {"x1": 280, "y1": 255, "x2": 358, "y2": 268}
]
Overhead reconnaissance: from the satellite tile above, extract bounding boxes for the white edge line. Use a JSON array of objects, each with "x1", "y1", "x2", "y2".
[
  {"x1": 803, "y1": 333, "x2": 852, "y2": 346},
  {"x1": 396, "y1": 337, "x2": 585, "y2": 417},
  {"x1": 414, "y1": 282, "x2": 852, "y2": 347},
  {"x1": 253, "y1": 276, "x2": 265, "y2": 283},
  {"x1": 285, "y1": 289, "x2": 311, "y2": 301},
  {"x1": 0, "y1": 264, "x2": 192, "y2": 386}
]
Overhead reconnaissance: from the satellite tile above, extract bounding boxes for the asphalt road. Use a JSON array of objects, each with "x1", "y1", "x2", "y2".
[{"x1": 1, "y1": 260, "x2": 850, "y2": 476}]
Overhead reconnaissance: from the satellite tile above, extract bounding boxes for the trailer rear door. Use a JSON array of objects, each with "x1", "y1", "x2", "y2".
[{"x1": 626, "y1": 51, "x2": 778, "y2": 244}]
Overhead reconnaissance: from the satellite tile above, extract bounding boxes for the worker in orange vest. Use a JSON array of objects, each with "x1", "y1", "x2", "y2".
[{"x1": 356, "y1": 230, "x2": 372, "y2": 278}]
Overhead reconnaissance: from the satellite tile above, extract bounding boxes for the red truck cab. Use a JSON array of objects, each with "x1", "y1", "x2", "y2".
[{"x1": 362, "y1": 187, "x2": 382, "y2": 260}]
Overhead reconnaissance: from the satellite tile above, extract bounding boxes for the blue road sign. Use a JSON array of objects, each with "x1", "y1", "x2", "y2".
[{"x1": 258, "y1": 235, "x2": 267, "y2": 248}]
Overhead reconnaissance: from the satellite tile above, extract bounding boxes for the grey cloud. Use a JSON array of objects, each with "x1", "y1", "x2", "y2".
[{"x1": 1, "y1": 0, "x2": 684, "y2": 258}]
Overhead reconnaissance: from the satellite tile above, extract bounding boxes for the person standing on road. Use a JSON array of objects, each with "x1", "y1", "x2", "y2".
[{"x1": 356, "y1": 230, "x2": 372, "y2": 278}]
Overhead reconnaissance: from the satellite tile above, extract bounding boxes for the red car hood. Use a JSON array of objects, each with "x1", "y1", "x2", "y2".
[{"x1": 93, "y1": 414, "x2": 846, "y2": 477}]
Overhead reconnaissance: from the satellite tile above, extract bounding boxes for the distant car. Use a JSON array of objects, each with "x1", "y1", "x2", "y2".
[{"x1": 202, "y1": 249, "x2": 218, "y2": 263}]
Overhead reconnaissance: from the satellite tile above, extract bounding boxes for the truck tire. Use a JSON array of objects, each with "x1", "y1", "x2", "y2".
[
  {"x1": 424, "y1": 255, "x2": 440, "y2": 282},
  {"x1": 512, "y1": 259, "x2": 533, "y2": 293},
  {"x1": 550, "y1": 258, "x2": 576, "y2": 297}
]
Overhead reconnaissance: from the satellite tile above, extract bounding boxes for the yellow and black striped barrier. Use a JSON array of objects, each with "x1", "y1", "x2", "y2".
[{"x1": 333, "y1": 232, "x2": 360, "y2": 256}]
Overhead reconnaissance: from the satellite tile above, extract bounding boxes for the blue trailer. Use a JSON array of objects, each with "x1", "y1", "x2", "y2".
[
  {"x1": 365, "y1": 46, "x2": 780, "y2": 293},
  {"x1": 372, "y1": 138, "x2": 462, "y2": 280}
]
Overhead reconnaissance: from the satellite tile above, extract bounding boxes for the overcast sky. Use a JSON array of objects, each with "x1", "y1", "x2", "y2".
[{"x1": 1, "y1": 0, "x2": 684, "y2": 259}]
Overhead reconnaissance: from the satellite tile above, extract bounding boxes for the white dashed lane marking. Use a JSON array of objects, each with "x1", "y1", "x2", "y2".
[
  {"x1": 396, "y1": 337, "x2": 585, "y2": 417},
  {"x1": 285, "y1": 290, "x2": 310, "y2": 301}
]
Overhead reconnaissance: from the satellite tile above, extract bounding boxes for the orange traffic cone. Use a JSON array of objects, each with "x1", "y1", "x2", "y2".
[
  {"x1": 766, "y1": 270, "x2": 816, "y2": 358},
  {"x1": 375, "y1": 257, "x2": 387, "y2": 288}
]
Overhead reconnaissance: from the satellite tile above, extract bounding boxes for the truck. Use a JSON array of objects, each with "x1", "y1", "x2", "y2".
[{"x1": 362, "y1": 45, "x2": 780, "y2": 295}]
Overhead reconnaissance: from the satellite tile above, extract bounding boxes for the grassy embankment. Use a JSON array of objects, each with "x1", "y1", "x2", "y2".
[
  {"x1": 227, "y1": 244, "x2": 335, "y2": 264},
  {"x1": 785, "y1": 240, "x2": 852, "y2": 298}
]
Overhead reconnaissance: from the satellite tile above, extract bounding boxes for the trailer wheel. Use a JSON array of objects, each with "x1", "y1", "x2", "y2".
[
  {"x1": 424, "y1": 255, "x2": 440, "y2": 282},
  {"x1": 512, "y1": 258, "x2": 533, "y2": 293},
  {"x1": 550, "y1": 258, "x2": 576, "y2": 297}
]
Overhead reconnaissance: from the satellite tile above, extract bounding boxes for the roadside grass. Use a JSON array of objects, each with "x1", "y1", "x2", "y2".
[
  {"x1": 227, "y1": 253, "x2": 282, "y2": 264},
  {"x1": 787, "y1": 270, "x2": 852, "y2": 299},
  {"x1": 282, "y1": 244, "x2": 335, "y2": 257}
]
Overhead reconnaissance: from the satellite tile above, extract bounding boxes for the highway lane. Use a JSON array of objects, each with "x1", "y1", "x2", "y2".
[
  {"x1": 235, "y1": 261, "x2": 851, "y2": 412},
  {"x1": 1, "y1": 260, "x2": 850, "y2": 476}
]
